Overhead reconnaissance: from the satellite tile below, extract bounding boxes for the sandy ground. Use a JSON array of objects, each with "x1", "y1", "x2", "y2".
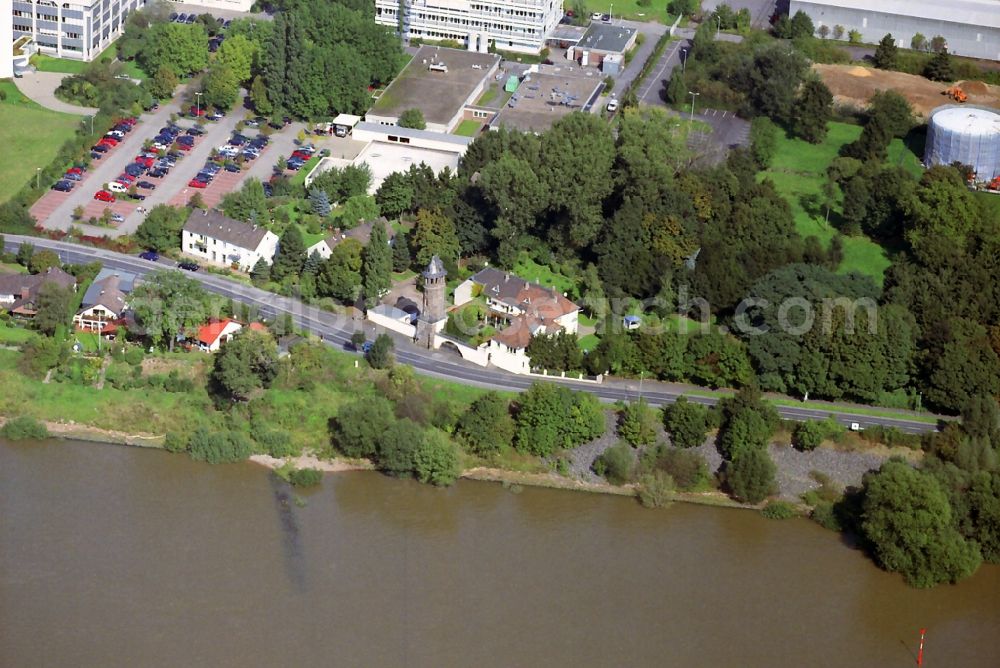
[
  {"x1": 814, "y1": 63, "x2": 1000, "y2": 118},
  {"x1": 249, "y1": 453, "x2": 373, "y2": 473}
]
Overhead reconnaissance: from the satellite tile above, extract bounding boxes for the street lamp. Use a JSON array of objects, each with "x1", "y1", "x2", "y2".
[
  {"x1": 195, "y1": 91, "x2": 203, "y2": 117},
  {"x1": 35, "y1": 167, "x2": 40, "y2": 189},
  {"x1": 609, "y1": 3, "x2": 613, "y2": 21},
  {"x1": 716, "y1": 14, "x2": 721, "y2": 37},
  {"x1": 688, "y1": 90, "x2": 699, "y2": 122},
  {"x1": 681, "y1": 48, "x2": 687, "y2": 73}
]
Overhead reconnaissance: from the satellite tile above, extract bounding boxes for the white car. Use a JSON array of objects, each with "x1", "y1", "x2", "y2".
[
  {"x1": 591, "y1": 12, "x2": 602, "y2": 19},
  {"x1": 107, "y1": 181, "x2": 128, "y2": 193},
  {"x1": 606, "y1": 99, "x2": 619, "y2": 112}
]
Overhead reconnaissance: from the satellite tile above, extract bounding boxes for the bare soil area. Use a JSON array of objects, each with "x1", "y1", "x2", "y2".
[{"x1": 814, "y1": 64, "x2": 1000, "y2": 118}]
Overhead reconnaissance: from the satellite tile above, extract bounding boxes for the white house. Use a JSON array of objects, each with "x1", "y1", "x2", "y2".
[
  {"x1": 306, "y1": 218, "x2": 395, "y2": 260},
  {"x1": 182, "y1": 209, "x2": 279, "y2": 272},
  {"x1": 73, "y1": 269, "x2": 135, "y2": 333},
  {"x1": 195, "y1": 319, "x2": 243, "y2": 352}
]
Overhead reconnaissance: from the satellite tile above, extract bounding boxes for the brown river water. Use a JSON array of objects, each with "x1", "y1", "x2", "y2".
[{"x1": 1, "y1": 438, "x2": 998, "y2": 667}]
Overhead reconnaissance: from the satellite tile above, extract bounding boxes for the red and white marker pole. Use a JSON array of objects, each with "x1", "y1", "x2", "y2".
[{"x1": 917, "y1": 628, "x2": 927, "y2": 666}]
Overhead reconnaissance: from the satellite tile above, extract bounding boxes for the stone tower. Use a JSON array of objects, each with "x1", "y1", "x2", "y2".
[{"x1": 416, "y1": 255, "x2": 447, "y2": 348}]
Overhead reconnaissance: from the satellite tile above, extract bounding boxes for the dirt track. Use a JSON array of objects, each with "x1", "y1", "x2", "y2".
[{"x1": 814, "y1": 63, "x2": 1000, "y2": 118}]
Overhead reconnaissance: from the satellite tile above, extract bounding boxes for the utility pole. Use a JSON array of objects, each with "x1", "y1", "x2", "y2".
[
  {"x1": 688, "y1": 90, "x2": 699, "y2": 122},
  {"x1": 716, "y1": 15, "x2": 721, "y2": 37}
]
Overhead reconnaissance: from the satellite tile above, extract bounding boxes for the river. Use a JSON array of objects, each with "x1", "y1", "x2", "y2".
[{"x1": 1, "y1": 438, "x2": 998, "y2": 667}]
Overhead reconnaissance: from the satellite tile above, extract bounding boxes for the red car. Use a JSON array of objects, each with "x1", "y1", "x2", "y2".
[
  {"x1": 177, "y1": 143, "x2": 193, "y2": 151},
  {"x1": 100, "y1": 136, "x2": 119, "y2": 146},
  {"x1": 116, "y1": 116, "x2": 137, "y2": 126},
  {"x1": 66, "y1": 166, "x2": 84, "y2": 175},
  {"x1": 291, "y1": 151, "x2": 312, "y2": 161},
  {"x1": 94, "y1": 190, "x2": 116, "y2": 202},
  {"x1": 189, "y1": 106, "x2": 205, "y2": 117},
  {"x1": 134, "y1": 156, "x2": 155, "y2": 168},
  {"x1": 188, "y1": 179, "x2": 207, "y2": 188}
]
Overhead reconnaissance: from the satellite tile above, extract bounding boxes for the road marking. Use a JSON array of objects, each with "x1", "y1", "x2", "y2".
[{"x1": 638, "y1": 39, "x2": 683, "y2": 103}]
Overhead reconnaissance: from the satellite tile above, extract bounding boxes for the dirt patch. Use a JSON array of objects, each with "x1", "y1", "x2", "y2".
[
  {"x1": 814, "y1": 63, "x2": 1000, "y2": 118},
  {"x1": 140, "y1": 355, "x2": 203, "y2": 379}
]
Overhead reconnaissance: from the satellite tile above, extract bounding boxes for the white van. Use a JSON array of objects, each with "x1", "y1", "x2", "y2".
[{"x1": 107, "y1": 181, "x2": 128, "y2": 193}]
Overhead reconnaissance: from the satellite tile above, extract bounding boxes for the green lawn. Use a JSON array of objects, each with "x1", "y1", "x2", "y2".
[
  {"x1": 0, "y1": 94, "x2": 81, "y2": 202},
  {"x1": 455, "y1": 120, "x2": 482, "y2": 137},
  {"x1": 31, "y1": 53, "x2": 90, "y2": 74},
  {"x1": 290, "y1": 156, "x2": 321, "y2": 186},
  {"x1": 297, "y1": 224, "x2": 327, "y2": 249},
  {"x1": 762, "y1": 122, "x2": 893, "y2": 281},
  {"x1": 576, "y1": 0, "x2": 678, "y2": 23},
  {"x1": 578, "y1": 333, "x2": 600, "y2": 351},
  {"x1": 512, "y1": 254, "x2": 577, "y2": 295},
  {"x1": 0, "y1": 323, "x2": 37, "y2": 346}
]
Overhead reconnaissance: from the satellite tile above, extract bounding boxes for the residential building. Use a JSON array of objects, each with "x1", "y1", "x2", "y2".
[
  {"x1": 306, "y1": 218, "x2": 395, "y2": 260},
  {"x1": 12, "y1": 0, "x2": 147, "y2": 62},
  {"x1": 0, "y1": 267, "x2": 76, "y2": 319},
  {"x1": 195, "y1": 318, "x2": 242, "y2": 352},
  {"x1": 454, "y1": 267, "x2": 579, "y2": 374},
  {"x1": 182, "y1": 209, "x2": 279, "y2": 272},
  {"x1": 73, "y1": 268, "x2": 136, "y2": 333},
  {"x1": 789, "y1": 0, "x2": 1000, "y2": 61},
  {"x1": 375, "y1": 0, "x2": 563, "y2": 54}
]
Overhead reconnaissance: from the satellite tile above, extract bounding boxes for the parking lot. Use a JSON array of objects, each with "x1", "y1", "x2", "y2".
[{"x1": 29, "y1": 88, "x2": 299, "y2": 236}]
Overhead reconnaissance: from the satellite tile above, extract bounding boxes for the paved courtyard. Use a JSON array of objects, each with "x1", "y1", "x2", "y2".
[{"x1": 14, "y1": 71, "x2": 98, "y2": 115}]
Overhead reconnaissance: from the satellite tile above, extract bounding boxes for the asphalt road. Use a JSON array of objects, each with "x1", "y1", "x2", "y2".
[{"x1": 2, "y1": 235, "x2": 945, "y2": 435}]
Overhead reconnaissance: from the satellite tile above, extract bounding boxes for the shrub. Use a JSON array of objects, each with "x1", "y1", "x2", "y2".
[
  {"x1": 810, "y1": 501, "x2": 842, "y2": 531},
  {"x1": 725, "y1": 447, "x2": 777, "y2": 504},
  {"x1": 163, "y1": 431, "x2": 188, "y2": 453},
  {"x1": 187, "y1": 428, "x2": 254, "y2": 464},
  {"x1": 288, "y1": 467, "x2": 323, "y2": 487},
  {"x1": 761, "y1": 500, "x2": 797, "y2": 519},
  {"x1": 651, "y1": 446, "x2": 710, "y2": 491},
  {"x1": 254, "y1": 427, "x2": 296, "y2": 458},
  {"x1": 637, "y1": 471, "x2": 675, "y2": 508},
  {"x1": 413, "y1": 430, "x2": 461, "y2": 486},
  {"x1": 376, "y1": 419, "x2": 424, "y2": 477},
  {"x1": 1, "y1": 415, "x2": 50, "y2": 440},
  {"x1": 792, "y1": 420, "x2": 825, "y2": 451},
  {"x1": 592, "y1": 441, "x2": 635, "y2": 485},
  {"x1": 456, "y1": 392, "x2": 515, "y2": 456},
  {"x1": 618, "y1": 399, "x2": 658, "y2": 446},
  {"x1": 663, "y1": 396, "x2": 710, "y2": 448},
  {"x1": 123, "y1": 346, "x2": 144, "y2": 366}
]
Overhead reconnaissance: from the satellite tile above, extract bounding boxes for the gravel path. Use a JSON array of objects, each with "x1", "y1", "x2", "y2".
[{"x1": 567, "y1": 415, "x2": 887, "y2": 501}]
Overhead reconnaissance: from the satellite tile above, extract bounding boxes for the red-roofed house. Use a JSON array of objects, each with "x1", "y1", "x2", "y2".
[
  {"x1": 196, "y1": 319, "x2": 243, "y2": 352},
  {"x1": 248, "y1": 322, "x2": 268, "y2": 333}
]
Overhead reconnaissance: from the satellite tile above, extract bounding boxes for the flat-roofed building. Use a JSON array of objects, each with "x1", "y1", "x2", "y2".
[
  {"x1": 790, "y1": 0, "x2": 1000, "y2": 61},
  {"x1": 12, "y1": 0, "x2": 147, "y2": 61},
  {"x1": 375, "y1": 0, "x2": 563, "y2": 54},
  {"x1": 567, "y1": 22, "x2": 637, "y2": 69}
]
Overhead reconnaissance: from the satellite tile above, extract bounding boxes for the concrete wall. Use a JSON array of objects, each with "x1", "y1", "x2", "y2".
[
  {"x1": 791, "y1": 0, "x2": 1000, "y2": 61},
  {"x1": 368, "y1": 310, "x2": 418, "y2": 339}
]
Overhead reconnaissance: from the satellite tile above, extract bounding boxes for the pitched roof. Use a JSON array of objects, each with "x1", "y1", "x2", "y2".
[
  {"x1": 197, "y1": 319, "x2": 241, "y2": 345},
  {"x1": 184, "y1": 209, "x2": 271, "y2": 251},
  {"x1": 80, "y1": 274, "x2": 128, "y2": 314},
  {"x1": 470, "y1": 267, "x2": 578, "y2": 319},
  {"x1": 0, "y1": 267, "x2": 76, "y2": 309},
  {"x1": 424, "y1": 255, "x2": 447, "y2": 279},
  {"x1": 491, "y1": 315, "x2": 548, "y2": 350},
  {"x1": 313, "y1": 218, "x2": 395, "y2": 253}
]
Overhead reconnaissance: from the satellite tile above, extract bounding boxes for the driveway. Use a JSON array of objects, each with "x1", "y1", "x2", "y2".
[
  {"x1": 14, "y1": 71, "x2": 98, "y2": 115},
  {"x1": 607, "y1": 19, "x2": 670, "y2": 98}
]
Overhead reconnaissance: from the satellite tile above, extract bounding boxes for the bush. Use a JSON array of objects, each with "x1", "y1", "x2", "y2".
[
  {"x1": 0, "y1": 415, "x2": 50, "y2": 440},
  {"x1": 618, "y1": 399, "x2": 658, "y2": 446},
  {"x1": 637, "y1": 471, "x2": 675, "y2": 508},
  {"x1": 413, "y1": 430, "x2": 461, "y2": 486},
  {"x1": 725, "y1": 447, "x2": 777, "y2": 504},
  {"x1": 792, "y1": 420, "x2": 825, "y2": 451},
  {"x1": 663, "y1": 397, "x2": 710, "y2": 448},
  {"x1": 810, "y1": 501, "x2": 842, "y2": 531},
  {"x1": 650, "y1": 446, "x2": 710, "y2": 491},
  {"x1": 456, "y1": 392, "x2": 514, "y2": 456},
  {"x1": 163, "y1": 431, "x2": 188, "y2": 453},
  {"x1": 187, "y1": 428, "x2": 254, "y2": 464},
  {"x1": 514, "y1": 382, "x2": 605, "y2": 457},
  {"x1": 592, "y1": 441, "x2": 635, "y2": 485},
  {"x1": 254, "y1": 427, "x2": 296, "y2": 458},
  {"x1": 124, "y1": 346, "x2": 145, "y2": 366},
  {"x1": 761, "y1": 500, "x2": 797, "y2": 519},
  {"x1": 288, "y1": 467, "x2": 323, "y2": 487}
]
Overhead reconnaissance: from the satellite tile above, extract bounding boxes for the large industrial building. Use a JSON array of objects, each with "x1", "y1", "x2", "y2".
[
  {"x1": 789, "y1": 0, "x2": 1000, "y2": 62},
  {"x1": 375, "y1": 0, "x2": 563, "y2": 54},
  {"x1": 11, "y1": 0, "x2": 147, "y2": 61}
]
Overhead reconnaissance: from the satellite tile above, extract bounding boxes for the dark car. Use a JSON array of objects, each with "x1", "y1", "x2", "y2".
[
  {"x1": 139, "y1": 250, "x2": 159, "y2": 261},
  {"x1": 125, "y1": 164, "x2": 145, "y2": 177},
  {"x1": 137, "y1": 180, "x2": 156, "y2": 190},
  {"x1": 169, "y1": 12, "x2": 178, "y2": 20},
  {"x1": 92, "y1": 144, "x2": 109, "y2": 153},
  {"x1": 262, "y1": 183, "x2": 273, "y2": 197},
  {"x1": 229, "y1": 134, "x2": 247, "y2": 145},
  {"x1": 90, "y1": 151, "x2": 103, "y2": 160},
  {"x1": 184, "y1": 15, "x2": 196, "y2": 23},
  {"x1": 225, "y1": 163, "x2": 241, "y2": 173},
  {"x1": 195, "y1": 172, "x2": 214, "y2": 183},
  {"x1": 187, "y1": 126, "x2": 206, "y2": 136},
  {"x1": 63, "y1": 172, "x2": 82, "y2": 181},
  {"x1": 176, "y1": 136, "x2": 195, "y2": 146},
  {"x1": 129, "y1": 193, "x2": 147, "y2": 201},
  {"x1": 52, "y1": 180, "x2": 74, "y2": 192},
  {"x1": 178, "y1": 260, "x2": 200, "y2": 272},
  {"x1": 206, "y1": 112, "x2": 224, "y2": 121},
  {"x1": 176, "y1": 13, "x2": 187, "y2": 22},
  {"x1": 148, "y1": 168, "x2": 167, "y2": 178},
  {"x1": 145, "y1": 101, "x2": 160, "y2": 112}
]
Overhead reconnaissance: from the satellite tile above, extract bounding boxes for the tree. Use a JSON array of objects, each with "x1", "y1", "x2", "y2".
[
  {"x1": 618, "y1": 399, "x2": 658, "y2": 447},
  {"x1": 593, "y1": 441, "x2": 635, "y2": 485},
  {"x1": 19, "y1": 336, "x2": 69, "y2": 377},
  {"x1": 514, "y1": 382, "x2": 605, "y2": 457},
  {"x1": 211, "y1": 330, "x2": 278, "y2": 401},
  {"x1": 726, "y1": 447, "x2": 777, "y2": 503},
  {"x1": 733, "y1": 42, "x2": 809, "y2": 122},
  {"x1": 868, "y1": 90, "x2": 915, "y2": 138},
  {"x1": 250, "y1": 257, "x2": 271, "y2": 285},
  {"x1": 873, "y1": 34, "x2": 899, "y2": 70},
  {"x1": 910, "y1": 33, "x2": 927, "y2": 51},
  {"x1": 270, "y1": 226, "x2": 307, "y2": 283},
  {"x1": 140, "y1": 22, "x2": 209, "y2": 77},
  {"x1": 929, "y1": 35, "x2": 948, "y2": 53},
  {"x1": 366, "y1": 333, "x2": 394, "y2": 369},
  {"x1": 362, "y1": 220, "x2": 392, "y2": 308},
  {"x1": 33, "y1": 283, "x2": 74, "y2": 335},
  {"x1": 250, "y1": 75, "x2": 272, "y2": 116},
  {"x1": 309, "y1": 187, "x2": 331, "y2": 217},
  {"x1": 848, "y1": 29, "x2": 862, "y2": 44},
  {"x1": 135, "y1": 205, "x2": 187, "y2": 252},
  {"x1": 749, "y1": 116, "x2": 779, "y2": 168},
  {"x1": 149, "y1": 65, "x2": 179, "y2": 99},
  {"x1": 398, "y1": 108, "x2": 427, "y2": 130},
  {"x1": 376, "y1": 171, "x2": 414, "y2": 219},
  {"x1": 663, "y1": 396, "x2": 709, "y2": 448},
  {"x1": 842, "y1": 110, "x2": 893, "y2": 161},
  {"x1": 922, "y1": 318, "x2": 1000, "y2": 413},
  {"x1": 862, "y1": 460, "x2": 982, "y2": 587},
  {"x1": 832, "y1": 25, "x2": 844, "y2": 40},
  {"x1": 924, "y1": 49, "x2": 954, "y2": 82},
  {"x1": 817, "y1": 24, "x2": 829, "y2": 39},
  {"x1": 331, "y1": 397, "x2": 396, "y2": 459},
  {"x1": 410, "y1": 209, "x2": 460, "y2": 267},
  {"x1": 15, "y1": 242, "x2": 34, "y2": 268},
  {"x1": 130, "y1": 271, "x2": 211, "y2": 351},
  {"x1": 791, "y1": 78, "x2": 833, "y2": 143},
  {"x1": 216, "y1": 33, "x2": 255, "y2": 83},
  {"x1": 316, "y1": 239, "x2": 363, "y2": 302},
  {"x1": 792, "y1": 420, "x2": 826, "y2": 451},
  {"x1": 29, "y1": 250, "x2": 61, "y2": 275},
  {"x1": 391, "y1": 232, "x2": 411, "y2": 273},
  {"x1": 376, "y1": 419, "x2": 424, "y2": 477},
  {"x1": 413, "y1": 429, "x2": 461, "y2": 485},
  {"x1": 456, "y1": 392, "x2": 515, "y2": 456},
  {"x1": 788, "y1": 10, "x2": 814, "y2": 39},
  {"x1": 201, "y1": 63, "x2": 240, "y2": 110},
  {"x1": 335, "y1": 195, "x2": 379, "y2": 228}
]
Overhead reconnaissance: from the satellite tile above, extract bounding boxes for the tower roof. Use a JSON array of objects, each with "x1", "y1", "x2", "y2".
[{"x1": 423, "y1": 255, "x2": 447, "y2": 279}]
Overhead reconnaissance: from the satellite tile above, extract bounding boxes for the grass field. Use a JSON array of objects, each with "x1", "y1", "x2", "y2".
[
  {"x1": 31, "y1": 53, "x2": 90, "y2": 74},
  {"x1": 575, "y1": 0, "x2": 679, "y2": 23},
  {"x1": 455, "y1": 120, "x2": 482, "y2": 137},
  {"x1": 0, "y1": 89, "x2": 81, "y2": 202},
  {"x1": 762, "y1": 122, "x2": 894, "y2": 281}
]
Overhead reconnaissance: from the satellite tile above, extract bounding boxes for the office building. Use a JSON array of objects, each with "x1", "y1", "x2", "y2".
[{"x1": 11, "y1": 0, "x2": 147, "y2": 61}]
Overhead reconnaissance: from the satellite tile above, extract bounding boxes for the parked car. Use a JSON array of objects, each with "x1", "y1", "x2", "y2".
[
  {"x1": 99, "y1": 136, "x2": 119, "y2": 146},
  {"x1": 94, "y1": 190, "x2": 115, "y2": 202},
  {"x1": 224, "y1": 163, "x2": 241, "y2": 173},
  {"x1": 90, "y1": 151, "x2": 103, "y2": 160},
  {"x1": 176, "y1": 13, "x2": 188, "y2": 22},
  {"x1": 606, "y1": 99, "x2": 619, "y2": 112},
  {"x1": 187, "y1": 126, "x2": 206, "y2": 136},
  {"x1": 66, "y1": 166, "x2": 84, "y2": 176},
  {"x1": 125, "y1": 164, "x2": 145, "y2": 177},
  {"x1": 63, "y1": 172, "x2": 82, "y2": 182},
  {"x1": 129, "y1": 193, "x2": 147, "y2": 201},
  {"x1": 137, "y1": 180, "x2": 156, "y2": 190},
  {"x1": 106, "y1": 130, "x2": 125, "y2": 139},
  {"x1": 184, "y1": 14, "x2": 196, "y2": 23},
  {"x1": 91, "y1": 144, "x2": 109, "y2": 154},
  {"x1": 178, "y1": 260, "x2": 200, "y2": 272},
  {"x1": 189, "y1": 105, "x2": 205, "y2": 117},
  {"x1": 188, "y1": 179, "x2": 207, "y2": 188},
  {"x1": 139, "y1": 250, "x2": 159, "y2": 261},
  {"x1": 52, "y1": 180, "x2": 74, "y2": 192},
  {"x1": 244, "y1": 118, "x2": 259, "y2": 128},
  {"x1": 111, "y1": 212, "x2": 125, "y2": 223},
  {"x1": 177, "y1": 143, "x2": 193, "y2": 152},
  {"x1": 148, "y1": 168, "x2": 168, "y2": 178},
  {"x1": 262, "y1": 183, "x2": 273, "y2": 197},
  {"x1": 206, "y1": 111, "x2": 224, "y2": 121}
]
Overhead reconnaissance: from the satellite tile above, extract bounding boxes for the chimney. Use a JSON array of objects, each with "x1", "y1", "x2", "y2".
[{"x1": 20, "y1": 288, "x2": 30, "y2": 300}]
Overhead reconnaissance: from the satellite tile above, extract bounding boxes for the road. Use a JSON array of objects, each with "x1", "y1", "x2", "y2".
[{"x1": 1, "y1": 234, "x2": 944, "y2": 435}]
